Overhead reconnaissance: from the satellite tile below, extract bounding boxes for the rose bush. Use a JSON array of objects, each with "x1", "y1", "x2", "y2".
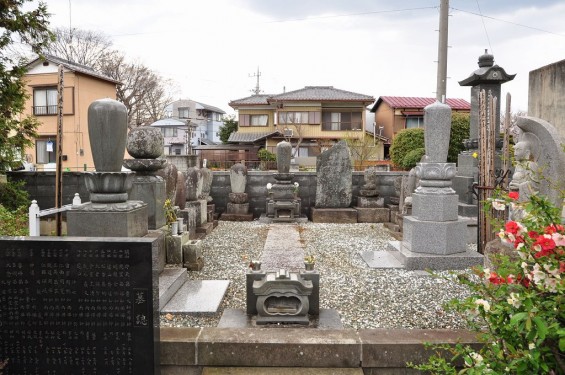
[{"x1": 411, "y1": 192, "x2": 564, "y2": 374}]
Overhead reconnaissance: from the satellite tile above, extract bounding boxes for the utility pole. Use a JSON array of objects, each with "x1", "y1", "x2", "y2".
[
  {"x1": 436, "y1": 0, "x2": 449, "y2": 102},
  {"x1": 249, "y1": 66, "x2": 262, "y2": 95},
  {"x1": 55, "y1": 65, "x2": 64, "y2": 236}
]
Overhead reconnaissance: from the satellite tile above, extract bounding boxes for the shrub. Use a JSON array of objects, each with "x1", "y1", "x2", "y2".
[
  {"x1": 411, "y1": 192, "x2": 564, "y2": 374},
  {"x1": 0, "y1": 180, "x2": 30, "y2": 211},
  {"x1": 257, "y1": 148, "x2": 276, "y2": 161},
  {"x1": 449, "y1": 112, "x2": 470, "y2": 163},
  {"x1": 0, "y1": 204, "x2": 28, "y2": 236},
  {"x1": 390, "y1": 128, "x2": 424, "y2": 170},
  {"x1": 402, "y1": 147, "x2": 426, "y2": 170}
]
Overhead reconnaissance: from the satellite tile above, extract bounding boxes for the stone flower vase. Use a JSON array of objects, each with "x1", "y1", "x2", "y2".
[
  {"x1": 304, "y1": 262, "x2": 315, "y2": 271},
  {"x1": 170, "y1": 221, "x2": 179, "y2": 236}
]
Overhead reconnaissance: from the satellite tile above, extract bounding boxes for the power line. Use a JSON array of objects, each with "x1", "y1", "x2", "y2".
[
  {"x1": 263, "y1": 6, "x2": 438, "y2": 24},
  {"x1": 474, "y1": 0, "x2": 494, "y2": 56},
  {"x1": 451, "y1": 7, "x2": 565, "y2": 38}
]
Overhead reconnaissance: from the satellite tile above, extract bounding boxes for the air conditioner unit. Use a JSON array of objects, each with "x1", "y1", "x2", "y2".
[{"x1": 283, "y1": 128, "x2": 293, "y2": 137}]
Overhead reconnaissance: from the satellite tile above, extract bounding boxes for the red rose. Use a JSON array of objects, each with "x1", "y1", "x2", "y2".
[
  {"x1": 533, "y1": 236, "x2": 556, "y2": 252},
  {"x1": 505, "y1": 221, "x2": 520, "y2": 235},
  {"x1": 508, "y1": 191, "x2": 519, "y2": 200}
]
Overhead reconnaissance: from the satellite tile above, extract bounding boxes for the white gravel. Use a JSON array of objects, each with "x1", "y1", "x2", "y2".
[{"x1": 160, "y1": 221, "x2": 473, "y2": 329}]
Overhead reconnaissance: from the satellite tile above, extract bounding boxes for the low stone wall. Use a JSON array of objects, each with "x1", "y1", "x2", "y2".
[
  {"x1": 160, "y1": 327, "x2": 480, "y2": 374},
  {"x1": 8, "y1": 170, "x2": 406, "y2": 219}
]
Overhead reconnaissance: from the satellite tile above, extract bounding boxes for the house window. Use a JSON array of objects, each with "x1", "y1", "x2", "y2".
[
  {"x1": 161, "y1": 127, "x2": 178, "y2": 137},
  {"x1": 174, "y1": 148, "x2": 181, "y2": 155},
  {"x1": 33, "y1": 87, "x2": 58, "y2": 115},
  {"x1": 36, "y1": 139, "x2": 56, "y2": 164},
  {"x1": 322, "y1": 111, "x2": 362, "y2": 131},
  {"x1": 215, "y1": 113, "x2": 222, "y2": 121},
  {"x1": 406, "y1": 116, "x2": 424, "y2": 129},
  {"x1": 278, "y1": 111, "x2": 320, "y2": 125},
  {"x1": 239, "y1": 114, "x2": 268, "y2": 127},
  {"x1": 178, "y1": 107, "x2": 189, "y2": 119}
]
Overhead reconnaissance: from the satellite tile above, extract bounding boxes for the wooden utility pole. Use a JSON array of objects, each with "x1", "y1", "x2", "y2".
[
  {"x1": 501, "y1": 93, "x2": 512, "y2": 189},
  {"x1": 436, "y1": 0, "x2": 449, "y2": 102},
  {"x1": 55, "y1": 65, "x2": 64, "y2": 236}
]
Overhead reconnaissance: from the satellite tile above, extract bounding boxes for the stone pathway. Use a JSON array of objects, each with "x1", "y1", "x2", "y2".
[{"x1": 259, "y1": 224, "x2": 304, "y2": 271}]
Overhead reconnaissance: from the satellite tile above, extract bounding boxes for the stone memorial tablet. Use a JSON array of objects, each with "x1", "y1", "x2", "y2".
[{"x1": 0, "y1": 237, "x2": 159, "y2": 375}]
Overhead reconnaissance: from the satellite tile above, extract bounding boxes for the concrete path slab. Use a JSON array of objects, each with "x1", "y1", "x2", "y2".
[
  {"x1": 360, "y1": 250, "x2": 403, "y2": 269},
  {"x1": 161, "y1": 280, "x2": 229, "y2": 314},
  {"x1": 203, "y1": 368, "x2": 363, "y2": 375},
  {"x1": 260, "y1": 224, "x2": 304, "y2": 271}
]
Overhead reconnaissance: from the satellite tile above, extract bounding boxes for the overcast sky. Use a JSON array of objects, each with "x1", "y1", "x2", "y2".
[{"x1": 43, "y1": 0, "x2": 565, "y2": 115}]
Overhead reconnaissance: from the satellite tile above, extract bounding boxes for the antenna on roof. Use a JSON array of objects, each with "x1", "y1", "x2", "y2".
[{"x1": 249, "y1": 66, "x2": 262, "y2": 95}]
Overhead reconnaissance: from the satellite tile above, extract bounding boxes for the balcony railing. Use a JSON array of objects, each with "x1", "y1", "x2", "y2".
[
  {"x1": 321, "y1": 122, "x2": 363, "y2": 131},
  {"x1": 33, "y1": 105, "x2": 57, "y2": 116}
]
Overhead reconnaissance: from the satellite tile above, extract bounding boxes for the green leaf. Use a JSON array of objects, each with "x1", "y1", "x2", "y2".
[
  {"x1": 525, "y1": 317, "x2": 532, "y2": 331},
  {"x1": 559, "y1": 337, "x2": 565, "y2": 352},
  {"x1": 510, "y1": 312, "x2": 528, "y2": 326},
  {"x1": 532, "y1": 317, "x2": 548, "y2": 340}
]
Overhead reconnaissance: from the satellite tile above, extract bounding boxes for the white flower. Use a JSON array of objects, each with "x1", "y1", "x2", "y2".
[
  {"x1": 528, "y1": 343, "x2": 535, "y2": 350},
  {"x1": 507, "y1": 293, "x2": 521, "y2": 308},
  {"x1": 492, "y1": 200, "x2": 506, "y2": 211},
  {"x1": 532, "y1": 263, "x2": 546, "y2": 284},
  {"x1": 475, "y1": 299, "x2": 490, "y2": 311},
  {"x1": 266, "y1": 183, "x2": 272, "y2": 190},
  {"x1": 294, "y1": 182, "x2": 299, "y2": 188},
  {"x1": 469, "y1": 352, "x2": 483, "y2": 364}
]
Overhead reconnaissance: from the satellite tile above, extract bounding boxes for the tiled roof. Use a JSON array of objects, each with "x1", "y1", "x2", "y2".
[
  {"x1": 27, "y1": 54, "x2": 120, "y2": 84},
  {"x1": 227, "y1": 131, "x2": 280, "y2": 143},
  {"x1": 270, "y1": 86, "x2": 374, "y2": 102},
  {"x1": 195, "y1": 102, "x2": 226, "y2": 114},
  {"x1": 150, "y1": 118, "x2": 186, "y2": 127},
  {"x1": 373, "y1": 96, "x2": 470, "y2": 111},
  {"x1": 229, "y1": 94, "x2": 272, "y2": 106}
]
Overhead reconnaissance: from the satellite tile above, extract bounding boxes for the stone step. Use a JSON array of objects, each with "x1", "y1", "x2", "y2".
[
  {"x1": 161, "y1": 280, "x2": 230, "y2": 314},
  {"x1": 202, "y1": 368, "x2": 363, "y2": 375},
  {"x1": 158, "y1": 268, "x2": 188, "y2": 310}
]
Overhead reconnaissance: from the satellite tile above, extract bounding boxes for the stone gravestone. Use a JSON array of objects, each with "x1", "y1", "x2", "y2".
[
  {"x1": 312, "y1": 140, "x2": 356, "y2": 223},
  {"x1": 387, "y1": 101, "x2": 483, "y2": 270},
  {"x1": 220, "y1": 163, "x2": 253, "y2": 221},
  {"x1": 354, "y1": 168, "x2": 389, "y2": 223},
  {"x1": 0, "y1": 237, "x2": 160, "y2": 374}
]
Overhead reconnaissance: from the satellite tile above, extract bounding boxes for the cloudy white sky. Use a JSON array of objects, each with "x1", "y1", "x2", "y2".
[{"x1": 43, "y1": 0, "x2": 565, "y2": 115}]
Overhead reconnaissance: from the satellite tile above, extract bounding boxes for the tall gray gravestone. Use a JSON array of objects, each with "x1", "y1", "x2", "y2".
[
  {"x1": 312, "y1": 141, "x2": 356, "y2": 223},
  {"x1": 389, "y1": 101, "x2": 483, "y2": 270},
  {"x1": 220, "y1": 163, "x2": 253, "y2": 221},
  {"x1": 67, "y1": 99, "x2": 148, "y2": 237}
]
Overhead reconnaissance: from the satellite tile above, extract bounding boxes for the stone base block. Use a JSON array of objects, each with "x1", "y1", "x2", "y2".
[
  {"x1": 402, "y1": 216, "x2": 469, "y2": 255},
  {"x1": 213, "y1": 220, "x2": 219, "y2": 228},
  {"x1": 311, "y1": 208, "x2": 357, "y2": 223},
  {"x1": 357, "y1": 196, "x2": 384, "y2": 208},
  {"x1": 180, "y1": 207, "x2": 197, "y2": 238},
  {"x1": 355, "y1": 207, "x2": 390, "y2": 223},
  {"x1": 226, "y1": 202, "x2": 250, "y2": 215},
  {"x1": 196, "y1": 222, "x2": 214, "y2": 236},
  {"x1": 183, "y1": 240, "x2": 202, "y2": 263},
  {"x1": 166, "y1": 232, "x2": 190, "y2": 264},
  {"x1": 129, "y1": 176, "x2": 166, "y2": 230},
  {"x1": 388, "y1": 241, "x2": 484, "y2": 270},
  {"x1": 220, "y1": 213, "x2": 254, "y2": 221},
  {"x1": 412, "y1": 193, "x2": 459, "y2": 222},
  {"x1": 458, "y1": 202, "x2": 478, "y2": 217},
  {"x1": 386, "y1": 204, "x2": 399, "y2": 212},
  {"x1": 185, "y1": 200, "x2": 207, "y2": 227},
  {"x1": 392, "y1": 211, "x2": 404, "y2": 226},
  {"x1": 67, "y1": 203, "x2": 148, "y2": 237}
]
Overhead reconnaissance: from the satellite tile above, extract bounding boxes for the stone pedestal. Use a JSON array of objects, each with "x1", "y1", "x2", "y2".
[
  {"x1": 311, "y1": 208, "x2": 357, "y2": 223},
  {"x1": 129, "y1": 175, "x2": 166, "y2": 230},
  {"x1": 355, "y1": 207, "x2": 390, "y2": 223},
  {"x1": 185, "y1": 200, "x2": 207, "y2": 227},
  {"x1": 182, "y1": 239, "x2": 204, "y2": 271},
  {"x1": 166, "y1": 231, "x2": 190, "y2": 264},
  {"x1": 67, "y1": 203, "x2": 148, "y2": 237},
  {"x1": 221, "y1": 192, "x2": 254, "y2": 221}
]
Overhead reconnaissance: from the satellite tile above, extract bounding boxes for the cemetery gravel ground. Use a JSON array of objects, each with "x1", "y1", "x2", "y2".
[{"x1": 160, "y1": 221, "x2": 474, "y2": 330}]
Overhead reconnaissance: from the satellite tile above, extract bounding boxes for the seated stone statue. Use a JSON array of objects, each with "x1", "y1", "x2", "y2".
[{"x1": 509, "y1": 141, "x2": 539, "y2": 202}]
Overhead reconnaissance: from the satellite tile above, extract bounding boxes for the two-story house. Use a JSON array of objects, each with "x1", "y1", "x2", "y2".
[
  {"x1": 370, "y1": 96, "x2": 471, "y2": 158},
  {"x1": 23, "y1": 54, "x2": 119, "y2": 171},
  {"x1": 228, "y1": 86, "x2": 375, "y2": 164}
]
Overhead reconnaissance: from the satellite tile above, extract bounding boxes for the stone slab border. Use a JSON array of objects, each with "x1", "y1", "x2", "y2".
[{"x1": 160, "y1": 327, "x2": 481, "y2": 374}]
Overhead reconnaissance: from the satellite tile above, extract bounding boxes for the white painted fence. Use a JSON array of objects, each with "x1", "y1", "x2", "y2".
[{"x1": 28, "y1": 193, "x2": 83, "y2": 236}]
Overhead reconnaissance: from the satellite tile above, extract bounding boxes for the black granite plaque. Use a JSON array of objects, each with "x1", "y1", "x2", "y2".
[{"x1": 0, "y1": 236, "x2": 160, "y2": 375}]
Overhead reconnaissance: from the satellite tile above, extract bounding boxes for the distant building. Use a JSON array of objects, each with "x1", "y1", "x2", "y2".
[
  {"x1": 228, "y1": 86, "x2": 375, "y2": 165},
  {"x1": 23, "y1": 54, "x2": 119, "y2": 171},
  {"x1": 370, "y1": 96, "x2": 470, "y2": 158}
]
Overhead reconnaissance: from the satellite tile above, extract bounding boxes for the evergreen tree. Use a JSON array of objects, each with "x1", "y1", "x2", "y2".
[
  {"x1": 219, "y1": 115, "x2": 238, "y2": 144},
  {"x1": 0, "y1": 0, "x2": 53, "y2": 171}
]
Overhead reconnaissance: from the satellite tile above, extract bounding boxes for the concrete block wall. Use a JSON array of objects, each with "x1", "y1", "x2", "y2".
[{"x1": 8, "y1": 170, "x2": 406, "y2": 219}]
